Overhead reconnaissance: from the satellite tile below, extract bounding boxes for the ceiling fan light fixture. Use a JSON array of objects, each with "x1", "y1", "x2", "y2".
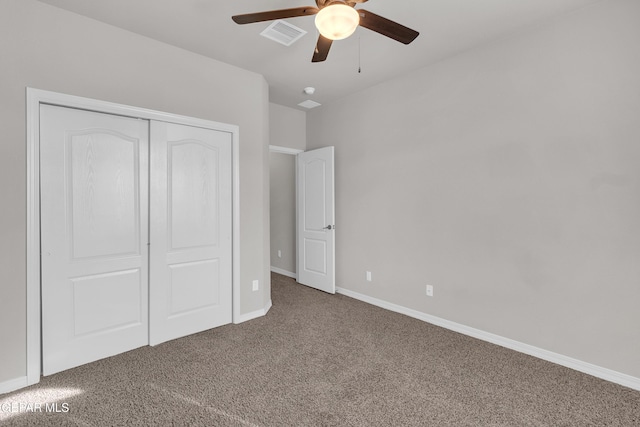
[{"x1": 315, "y1": 4, "x2": 360, "y2": 41}]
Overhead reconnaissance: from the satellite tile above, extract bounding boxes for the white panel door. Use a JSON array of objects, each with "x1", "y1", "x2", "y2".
[
  {"x1": 40, "y1": 105, "x2": 149, "y2": 375},
  {"x1": 297, "y1": 147, "x2": 335, "y2": 294},
  {"x1": 149, "y1": 122, "x2": 232, "y2": 345}
]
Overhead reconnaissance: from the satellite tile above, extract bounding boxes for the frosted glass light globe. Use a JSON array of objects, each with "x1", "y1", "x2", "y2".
[{"x1": 315, "y1": 4, "x2": 360, "y2": 41}]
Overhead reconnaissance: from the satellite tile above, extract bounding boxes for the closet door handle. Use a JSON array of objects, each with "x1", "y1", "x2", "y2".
[{"x1": 323, "y1": 225, "x2": 334, "y2": 230}]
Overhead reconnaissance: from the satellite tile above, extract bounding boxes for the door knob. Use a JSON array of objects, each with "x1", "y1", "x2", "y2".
[{"x1": 323, "y1": 225, "x2": 334, "y2": 230}]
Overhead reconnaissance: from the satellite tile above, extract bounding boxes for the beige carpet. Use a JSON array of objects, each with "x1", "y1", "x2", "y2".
[{"x1": 2, "y1": 273, "x2": 639, "y2": 426}]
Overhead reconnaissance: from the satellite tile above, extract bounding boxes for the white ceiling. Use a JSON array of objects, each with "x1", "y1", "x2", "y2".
[{"x1": 37, "y1": 0, "x2": 601, "y2": 110}]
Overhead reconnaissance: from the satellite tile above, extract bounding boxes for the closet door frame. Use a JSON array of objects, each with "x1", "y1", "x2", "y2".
[{"x1": 26, "y1": 87, "x2": 241, "y2": 387}]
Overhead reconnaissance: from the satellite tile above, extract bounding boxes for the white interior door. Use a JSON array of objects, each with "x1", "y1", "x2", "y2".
[
  {"x1": 40, "y1": 105, "x2": 149, "y2": 375},
  {"x1": 297, "y1": 146, "x2": 335, "y2": 294},
  {"x1": 149, "y1": 122, "x2": 233, "y2": 346}
]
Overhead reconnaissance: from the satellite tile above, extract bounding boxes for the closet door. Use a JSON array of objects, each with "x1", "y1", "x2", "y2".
[
  {"x1": 40, "y1": 105, "x2": 149, "y2": 375},
  {"x1": 149, "y1": 122, "x2": 233, "y2": 345}
]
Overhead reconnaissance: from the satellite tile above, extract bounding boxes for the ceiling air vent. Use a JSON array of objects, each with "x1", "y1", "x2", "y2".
[
  {"x1": 260, "y1": 20, "x2": 307, "y2": 46},
  {"x1": 298, "y1": 100, "x2": 321, "y2": 109}
]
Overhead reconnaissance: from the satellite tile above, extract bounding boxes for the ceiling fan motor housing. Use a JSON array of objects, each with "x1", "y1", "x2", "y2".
[
  {"x1": 323, "y1": 0, "x2": 351, "y2": 7},
  {"x1": 316, "y1": 0, "x2": 368, "y2": 8}
]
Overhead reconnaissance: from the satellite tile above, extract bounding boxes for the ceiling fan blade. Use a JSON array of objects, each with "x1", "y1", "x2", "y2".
[
  {"x1": 232, "y1": 7, "x2": 319, "y2": 25},
  {"x1": 312, "y1": 35, "x2": 333, "y2": 62},
  {"x1": 357, "y1": 9, "x2": 419, "y2": 44}
]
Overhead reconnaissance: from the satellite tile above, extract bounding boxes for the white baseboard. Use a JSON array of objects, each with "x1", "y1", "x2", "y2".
[
  {"x1": 234, "y1": 299, "x2": 273, "y2": 324},
  {"x1": 336, "y1": 287, "x2": 640, "y2": 392},
  {"x1": 0, "y1": 376, "x2": 28, "y2": 395},
  {"x1": 270, "y1": 266, "x2": 296, "y2": 280}
]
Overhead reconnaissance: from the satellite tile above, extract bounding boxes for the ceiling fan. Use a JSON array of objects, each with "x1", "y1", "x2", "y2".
[{"x1": 232, "y1": 0, "x2": 419, "y2": 62}]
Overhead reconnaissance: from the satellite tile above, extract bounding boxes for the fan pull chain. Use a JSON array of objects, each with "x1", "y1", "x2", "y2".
[{"x1": 358, "y1": 36, "x2": 361, "y2": 73}]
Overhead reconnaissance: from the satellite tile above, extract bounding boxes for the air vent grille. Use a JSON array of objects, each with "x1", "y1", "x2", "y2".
[
  {"x1": 298, "y1": 100, "x2": 321, "y2": 109},
  {"x1": 260, "y1": 20, "x2": 307, "y2": 46}
]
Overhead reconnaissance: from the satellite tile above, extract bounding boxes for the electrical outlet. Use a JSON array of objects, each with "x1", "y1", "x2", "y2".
[
  {"x1": 366, "y1": 271, "x2": 372, "y2": 282},
  {"x1": 277, "y1": 250, "x2": 282, "y2": 258},
  {"x1": 426, "y1": 285, "x2": 433, "y2": 297},
  {"x1": 252, "y1": 280, "x2": 259, "y2": 291}
]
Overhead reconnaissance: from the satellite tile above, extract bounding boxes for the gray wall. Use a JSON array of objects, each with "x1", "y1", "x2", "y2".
[
  {"x1": 270, "y1": 153, "x2": 297, "y2": 274},
  {"x1": 307, "y1": 0, "x2": 640, "y2": 378},
  {"x1": 0, "y1": 0, "x2": 270, "y2": 385},
  {"x1": 269, "y1": 103, "x2": 306, "y2": 151}
]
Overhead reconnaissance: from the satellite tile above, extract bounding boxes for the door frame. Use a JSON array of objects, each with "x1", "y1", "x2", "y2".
[
  {"x1": 268, "y1": 145, "x2": 303, "y2": 280},
  {"x1": 26, "y1": 88, "x2": 241, "y2": 386}
]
